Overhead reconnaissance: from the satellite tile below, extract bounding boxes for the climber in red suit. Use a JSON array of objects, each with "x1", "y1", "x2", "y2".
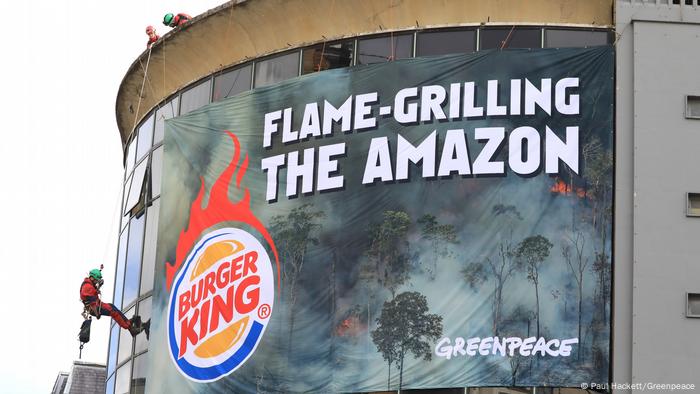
[
  {"x1": 146, "y1": 25, "x2": 160, "y2": 47},
  {"x1": 80, "y1": 268, "x2": 147, "y2": 337},
  {"x1": 163, "y1": 13, "x2": 192, "y2": 28}
]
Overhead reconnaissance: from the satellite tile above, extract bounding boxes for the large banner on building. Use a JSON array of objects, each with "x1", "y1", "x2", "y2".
[{"x1": 149, "y1": 46, "x2": 613, "y2": 392}]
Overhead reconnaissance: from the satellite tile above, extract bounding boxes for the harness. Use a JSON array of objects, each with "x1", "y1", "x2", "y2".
[
  {"x1": 80, "y1": 279, "x2": 102, "y2": 319},
  {"x1": 174, "y1": 14, "x2": 191, "y2": 26}
]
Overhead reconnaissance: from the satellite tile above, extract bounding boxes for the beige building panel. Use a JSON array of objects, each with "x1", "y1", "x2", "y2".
[{"x1": 116, "y1": 0, "x2": 613, "y2": 147}]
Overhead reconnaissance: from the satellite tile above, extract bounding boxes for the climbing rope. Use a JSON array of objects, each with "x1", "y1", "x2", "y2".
[
  {"x1": 389, "y1": 0, "x2": 395, "y2": 61},
  {"x1": 131, "y1": 45, "x2": 153, "y2": 135},
  {"x1": 317, "y1": 41, "x2": 328, "y2": 72},
  {"x1": 315, "y1": 0, "x2": 336, "y2": 72},
  {"x1": 500, "y1": 25, "x2": 516, "y2": 50}
]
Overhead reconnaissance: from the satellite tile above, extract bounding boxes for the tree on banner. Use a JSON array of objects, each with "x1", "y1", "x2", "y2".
[
  {"x1": 501, "y1": 305, "x2": 535, "y2": 385},
  {"x1": 365, "y1": 211, "x2": 412, "y2": 297},
  {"x1": 515, "y1": 235, "x2": 553, "y2": 339},
  {"x1": 269, "y1": 203, "x2": 325, "y2": 353},
  {"x1": 417, "y1": 214, "x2": 458, "y2": 280},
  {"x1": 562, "y1": 232, "x2": 589, "y2": 360},
  {"x1": 372, "y1": 292, "x2": 443, "y2": 391},
  {"x1": 461, "y1": 204, "x2": 523, "y2": 336}
]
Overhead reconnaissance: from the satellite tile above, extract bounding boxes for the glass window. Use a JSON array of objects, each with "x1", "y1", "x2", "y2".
[
  {"x1": 687, "y1": 96, "x2": 700, "y2": 119},
  {"x1": 114, "y1": 360, "x2": 131, "y2": 394},
  {"x1": 134, "y1": 297, "x2": 152, "y2": 354},
  {"x1": 480, "y1": 28, "x2": 541, "y2": 50},
  {"x1": 105, "y1": 375, "x2": 115, "y2": 394},
  {"x1": 416, "y1": 29, "x2": 476, "y2": 56},
  {"x1": 107, "y1": 323, "x2": 120, "y2": 378},
  {"x1": 135, "y1": 113, "x2": 154, "y2": 161},
  {"x1": 302, "y1": 41, "x2": 354, "y2": 74},
  {"x1": 117, "y1": 307, "x2": 135, "y2": 365},
  {"x1": 154, "y1": 97, "x2": 179, "y2": 144},
  {"x1": 124, "y1": 139, "x2": 136, "y2": 175},
  {"x1": 140, "y1": 199, "x2": 160, "y2": 295},
  {"x1": 254, "y1": 52, "x2": 300, "y2": 88},
  {"x1": 113, "y1": 225, "x2": 129, "y2": 310},
  {"x1": 121, "y1": 173, "x2": 132, "y2": 218},
  {"x1": 688, "y1": 193, "x2": 700, "y2": 217},
  {"x1": 180, "y1": 79, "x2": 212, "y2": 115},
  {"x1": 357, "y1": 34, "x2": 413, "y2": 65},
  {"x1": 123, "y1": 160, "x2": 148, "y2": 217},
  {"x1": 213, "y1": 64, "x2": 252, "y2": 101},
  {"x1": 120, "y1": 175, "x2": 131, "y2": 232},
  {"x1": 123, "y1": 213, "x2": 146, "y2": 308},
  {"x1": 688, "y1": 293, "x2": 700, "y2": 316},
  {"x1": 130, "y1": 353, "x2": 149, "y2": 394},
  {"x1": 151, "y1": 146, "x2": 163, "y2": 198},
  {"x1": 545, "y1": 29, "x2": 609, "y2": 48}
]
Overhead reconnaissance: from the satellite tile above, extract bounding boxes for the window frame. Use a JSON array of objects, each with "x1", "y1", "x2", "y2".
[
  {"x1": 301, "y1": 40, "x2": 355, "y2": 75},
  {"x1": 479, "y1": 26, "x2": 543, "y2": 50},
  {"x1": 685, "y1": 95, "x2": 700, "y2": 119},
  {"x1": 356, "y1": 32, "x2": 415, "y2": 65},
  {"x1": 122, "y1": 212, "x2": 147, "y2": 310},
  {"x1": 687, "y1": 192, "x2": 700, "y2": 217},
  {"x1": 133, "y1": 296, "x2": 152, "y2": 355},
  {"x1": 179, "y1": 79, "x2": 213, "y2": 115},
  {"x1": 116, "y1": 307, "x2": 136, "y2": 366},
  {"x1": 415, "y1": 27, "x2": 477, "y2": 57},
  {"x1": 253, "y1": 50, "x2": 302, "y2": 88},
  {"x1": 544, "y1": 27, "x2": 612, "y2": 49},
  {"x1": 114, "y1": 359, "x2": 132, "y2": 394},
  {"x1": 687, "y1": 292, "x2": 700, "y2": 318},
  {"x1": 212, "y1": 63, "x2": 253, "y2": 102},
  {"x1": 135, "y1": 112, "x2": 155, "y2": 162},
  {"x1": 123, "y1": 160, "x2": 148, "y2": 217},
  {"x1": 139, "y1": 198, "x2": 160, "y2": 296}
]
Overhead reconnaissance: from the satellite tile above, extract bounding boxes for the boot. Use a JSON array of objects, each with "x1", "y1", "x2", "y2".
[
  {"x1": 128, "y1": 315, "x2": 144, "y2": 337},
  {"x1": 143, "y1": 319, "x2": 151, "y2": 340}
]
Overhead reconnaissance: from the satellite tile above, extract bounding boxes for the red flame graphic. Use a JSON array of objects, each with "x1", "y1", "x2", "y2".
[
  {"x1": 550, "y1": 178, "x2": 587, "y2": 199},
  {"x1": 550, "y1": 178, "x2": 572, "y2": 194},
  {"x1": 165, "y1": 131, "x2": 280, "y2": 291},
  {"x1": 335, "y1": 316, "x2": 367, "y2": 337}
]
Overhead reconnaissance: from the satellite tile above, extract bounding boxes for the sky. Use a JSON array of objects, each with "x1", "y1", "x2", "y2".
[{"x1": 0, "y1": 1, "x2": 226, "y2": 393}]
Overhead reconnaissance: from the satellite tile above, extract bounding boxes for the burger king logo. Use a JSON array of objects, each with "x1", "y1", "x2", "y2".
[{"x1": 168, "y1": 227, "x2": 274, "y2": 382}]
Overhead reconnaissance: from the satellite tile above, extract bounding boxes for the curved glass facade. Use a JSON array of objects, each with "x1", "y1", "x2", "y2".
[{"x1": 107, "y1": 25, "x2": 611, "y2": 394}]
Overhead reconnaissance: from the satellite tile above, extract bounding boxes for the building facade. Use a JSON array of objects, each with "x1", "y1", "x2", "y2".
[
  {"x1": 106, "y1": 1, "x2": 699, "y2": 393},
  {"x1": 52, "y1": 361, "x2": 106, "y2": 394}
]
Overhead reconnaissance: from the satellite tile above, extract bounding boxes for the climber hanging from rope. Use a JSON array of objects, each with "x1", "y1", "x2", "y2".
[
  {"x1": 80, "y1": 266, "x2": 149, "y2": 338},
  {"x1": 163, "y1": 12, "x2": 192, "y2": 28},
  {"x1": 146, "y1": 25, "x2": 160, "y2": 47}
]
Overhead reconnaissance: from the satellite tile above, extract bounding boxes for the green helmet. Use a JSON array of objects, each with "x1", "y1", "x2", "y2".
[
  {"x1": 89, "y1": 269, "x2": 102, "y2": 280},
  {"x1": 163, "y1": 13, "x2": 174, "y2": 26}
]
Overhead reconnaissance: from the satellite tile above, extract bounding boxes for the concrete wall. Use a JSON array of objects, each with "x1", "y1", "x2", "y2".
[
  {"x1": 115, "y1": 0, "x2": 613, "y2": 146},
  {"x1": 616, "y1": 1, "x2": 700, "y2": 392}
]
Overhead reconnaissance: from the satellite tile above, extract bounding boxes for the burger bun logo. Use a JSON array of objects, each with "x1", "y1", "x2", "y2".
[{"x1": 168, "y1": 228, "x2": 274, "y2": 382}]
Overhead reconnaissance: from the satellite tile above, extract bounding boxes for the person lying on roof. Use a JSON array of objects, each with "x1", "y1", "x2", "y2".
[
  {"x1": 163, "y1": 13, "x2": 192, "y2": 28},
  {"x1": 80, "y1": 268, "x2": 148, "y2": 337}
]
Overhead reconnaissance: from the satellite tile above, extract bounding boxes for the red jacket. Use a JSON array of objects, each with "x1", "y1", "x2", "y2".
[
  {"x1": 80, "y1": 278, "x2": 100, "y2": 305},
  {"x1": 147, "y1": 34, "x2": 160, "y2": 47},
  {"x1": 171, "y1": 13, "x2": 192, "y2": 27}
]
